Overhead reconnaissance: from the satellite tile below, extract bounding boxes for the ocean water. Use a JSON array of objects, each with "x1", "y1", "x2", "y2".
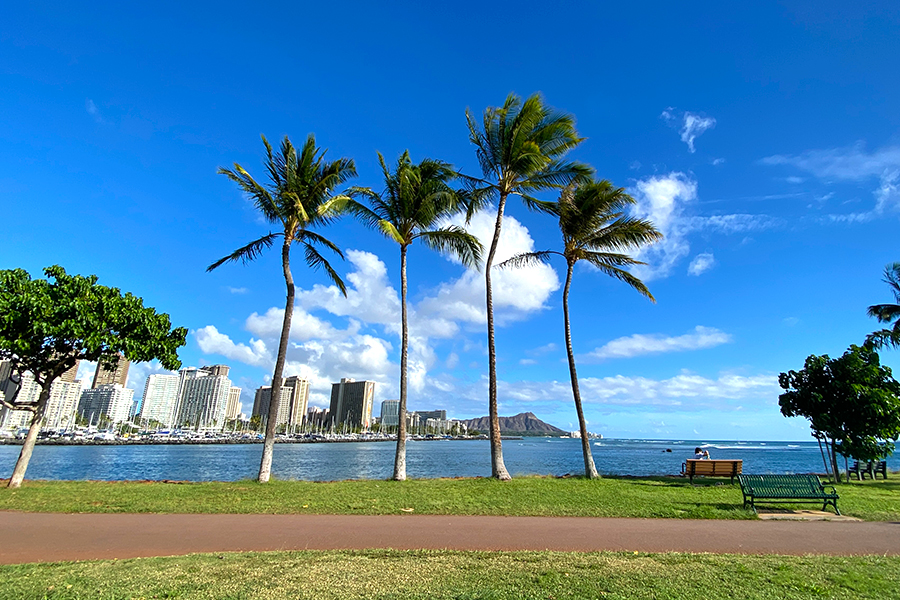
[{"x1": 1, "y1": 438, "x2": 896, "y2": 482}]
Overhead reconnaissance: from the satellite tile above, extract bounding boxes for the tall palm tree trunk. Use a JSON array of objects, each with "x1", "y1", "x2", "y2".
[
  {"x1": 258, "y1": 238, "x2": 294, "y2": 483},
  {"x1": 485, "y1": 194, "x2": 511, "y2": 480},
  {"x1": 393, "y1": 245, "x2": 410, "y2": 481},
  {"x1": 562, "y1": 262, "x2": 599, "y2": 479},
  {"x1": 7, "y1": 384, "x2": 51, "y2": 489}
]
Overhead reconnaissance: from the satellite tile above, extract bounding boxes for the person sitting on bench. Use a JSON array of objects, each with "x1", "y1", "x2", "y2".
[{"x1": 694, "y1": 447, "x2": 710, "y2": 459}]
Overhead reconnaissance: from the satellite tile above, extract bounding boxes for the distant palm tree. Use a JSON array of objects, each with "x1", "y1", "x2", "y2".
[
  {"x1": 499, "y1": 180, "x2": 661, "y2": 478},
  {"x1": 867, "y1": 262, "x2": 900, "y2": 350},
  {"x1": 348, "y1": 151, "x2": 482, "y2": 480},
  {"x1": 465, "y1": 93, "x2": 592, "y2": 479},
  {"x1": 209, "y1": 134, "x2": 356, "y2": 483}
]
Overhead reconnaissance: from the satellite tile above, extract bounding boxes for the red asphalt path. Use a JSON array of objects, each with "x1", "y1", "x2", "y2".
[{"x1": 1, "y1": 512, "x2": 898, "y2": 564}]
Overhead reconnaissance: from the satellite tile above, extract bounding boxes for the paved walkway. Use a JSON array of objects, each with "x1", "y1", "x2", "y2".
[{"x1": 2, "y1": 512, "x2": 899, "y2": 564}]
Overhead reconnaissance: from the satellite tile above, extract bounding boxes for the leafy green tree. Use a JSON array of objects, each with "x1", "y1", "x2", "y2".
[
  {"x1": 248, "y1": 414, "x2": 263, "y2": 433},
  {"x1": 500, "y1": 180, "x2": 661, "y2": 478},
  {"x1": 209, "y1": 134, "x2": 356, "y2": 483},
  {"x1": 465, "y1": 93, "x2": 592, "y2": 479},
  {"x1": 778, "y1": 345, "x2": 900, "y2": 482},
  {"x1": 0, "y1": 266, "x2": 186, "y2": 488},
  {"x1": 349, "y1": 151, "x2": 481, "y2": 480},
  {"x1": 866, "y1": 262, "x2": 900, "y2": 350}
]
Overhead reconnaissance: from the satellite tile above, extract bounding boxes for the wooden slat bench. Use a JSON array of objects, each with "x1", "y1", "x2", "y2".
[
  {"x1": 738, "y1": 474, "x2": 840, "y2": 514},
  {"x1": 682, "y1": 459, "x2": 742, "y2": 483}
]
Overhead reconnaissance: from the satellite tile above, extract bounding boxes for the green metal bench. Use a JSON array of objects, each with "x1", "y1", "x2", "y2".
[{"x1": 738, "y1": 474, "x2": 840, "y2": 515}]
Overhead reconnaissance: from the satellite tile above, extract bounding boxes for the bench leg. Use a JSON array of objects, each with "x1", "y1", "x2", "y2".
[{"x1": 823, "y1": 500, "x2": 840, "y2": 516}]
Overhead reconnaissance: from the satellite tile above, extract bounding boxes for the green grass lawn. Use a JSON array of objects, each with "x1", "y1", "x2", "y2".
[
  {"x1": 1, "y1": 550, "x2": 897, "y2": 600},
  {"x1": 2, "y1": 476, "x2": 898, "y2": 520}
]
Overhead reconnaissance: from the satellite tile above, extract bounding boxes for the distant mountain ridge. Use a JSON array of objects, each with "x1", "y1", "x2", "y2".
[{"x1": 460, "y1": 412, "x2": 567, "y2": 436}]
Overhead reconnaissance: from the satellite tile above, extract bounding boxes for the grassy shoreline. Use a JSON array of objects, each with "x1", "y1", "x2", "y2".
[
  {"x1": 3, "y1": 476, "x2": 898, "y2": 521},
  {"x1": 1, "y1": 550, "x2": 898, "y2": 599}
]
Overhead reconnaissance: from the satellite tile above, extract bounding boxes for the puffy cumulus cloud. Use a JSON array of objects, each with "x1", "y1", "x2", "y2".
[
  {"x1": 627, "y1": 175, "x2": 780, "y2": 279},
  {"x1": 245, "y1": 306, "x2": 358, "y2": 342},
  {"x1": 629, "y1": 172, "x2": 697, "y2": 280},
  {"x1": 687, "y1": 253, "x2": 715, "y2": 276},
  {"x1": 195, "y1": 325, "x2": 271, "y2": 367},
  {"x1": 296, "y1": 250, "x2": 401, "y2": 329},
  {"x1": 584, "y1": 326, "x2": 732, "y2": 361},
  {"x1": 418, "y1": 210, "x2": 560, "y2": 327},
  {"x1": 761, "y1": 143, "x2": 900, "y2": 221},
  {"x1": 661, "y1": 108, "x2": 716, "y2": 153}
]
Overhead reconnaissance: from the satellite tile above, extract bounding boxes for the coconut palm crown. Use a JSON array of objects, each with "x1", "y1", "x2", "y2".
[
  {"x1": 499, "y1": 179, "x2": 662, "y2": 478},
  {"x1": 208, "y1": 134, "x2": 356, "y2": 483},
  {"x1": 348, "y1": 151, "x2": 482, "y2": 480},
  {"x1": 465, "y1": 92, "x2": 592, "y2": 479},
  {"x1": 866, "y1": 262, "x2": 900, "y2": 350}
]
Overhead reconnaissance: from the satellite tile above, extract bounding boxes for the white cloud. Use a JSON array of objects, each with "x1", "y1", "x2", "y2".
[
  {"x1": 195, "y1": 325, "x2": 271, "y2": 367},
  {"x1": 761, "y1": 143, "x2": 900, "y2": 220},
  {"x1": 629, "y1": 172, "x2": 696, "y2": 280},
  {"x1": 690, "y1": 214, "x2": 783, "y2": 233},
  {"x1": 585, "y1": 326, "x2": 732, "y2": 361},
  {"x1": 227, "y1": 287, "x2": 248, "y2": 294},
  {"x1": 662, "y1": 109, "x2": 716, "y2": 153},
  {"x1": 687, "y1": 253, "x2": 715, "y2": 276},
  {"x1": 85, "y1": 99, "x2": 102, "y2": 122},
  {"x1": 418, "y1": 210, "x2": 560, "y2": 327},
  {"x1": 493, "y1": 371, "x2": 778, "y2": 411}
]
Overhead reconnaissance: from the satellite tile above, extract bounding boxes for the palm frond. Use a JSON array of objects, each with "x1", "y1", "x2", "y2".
[
  {"x1": 295, "y1": 229, "x2": 345, "y2": 261},
  {"x1": 418, "y1": 227, "x2": 484, "y2": 269},
  {"x1": 865, "y1": 328, "x2": 900, "y2": 350},
  {"x1": 496, "y1": 251, "x2": 559, "y2": 270},
  {"x1": 520, "y1": 195, "x2": 559, "y2": 215},
  {"x1": 207, "y1": 233, "x2": 281, "y2": 272},
  {"x1": 302, "y1": 242, "x2": 347, "y2": 296},
  {"x1": 580, "y1": 253, "x2": 655, "y2": 302},
  {"x1": 867, "y1": 303, "x2": 900, "y2": 323}
]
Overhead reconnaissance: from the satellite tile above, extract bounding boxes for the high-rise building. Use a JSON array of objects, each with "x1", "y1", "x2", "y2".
[
  {"x1": 77, "y1": 384, "x2": 134, "y2": 425},
  {"x1": 93, "y1": 354, "x2": 130, "y2": 388},
  {"x1": 139, "y1": 374, "x2": 181, "y2": 427},
  {"x1": 413, "y1": 410, "x2": 447, "y2": 421},
  {"x1": 60, "y1": 360, "x2": 80, "y2": 383},
  {"x1": 329, "y1": 378, "x2": 375, "y2": 429},
  {"x1": 380, "y1": 400, "x2": 400, "y2": 428},
  {"x1": 253, "y1": 376, "x2": 309, "y2": 429},
  {"x1": 175, "y1": 366, "x2": 232, "y2": 431},
  {"x1": 0, "y1": 361, "x2": 82, "y2": 432},
  {"x1": 225, "y1": 386, "x2": 242, "y2": 421},
  {"x1": 202, "y1": 364, "x2": 230, "y2": 377},
  {"x1": 306, "y1": 406, "x2": 329, "y2": 429}
]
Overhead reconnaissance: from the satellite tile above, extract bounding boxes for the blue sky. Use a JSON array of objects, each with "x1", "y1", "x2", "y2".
[{"x1": 3, "y1": 1, "x2": 898, "y2": 440}]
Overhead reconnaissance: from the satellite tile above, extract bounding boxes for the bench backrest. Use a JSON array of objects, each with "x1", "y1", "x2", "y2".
[
  {"x1": 738, "y1": 474, "x2": 823, "y2": 495},
  {"x1": 685, "y1": 459, "x2": 742, "y2": 476}
]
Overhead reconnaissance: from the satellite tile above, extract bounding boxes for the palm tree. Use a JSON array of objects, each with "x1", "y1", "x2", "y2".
[
  {"x1": 348, "y1": 151, "x2": 482, "y2": 480},
  {"x1": 499, "y1": 179, "x2": 662, "y2": 478},
  {"x1": 209, "y1": 134, "x2": 356, "y2": 483},
  {"x1": 867, "y1": 262, "x2": 900, "y2": 350},
  {"x1": 465, "y1": 93, "x2": 592, "y2": 479}
]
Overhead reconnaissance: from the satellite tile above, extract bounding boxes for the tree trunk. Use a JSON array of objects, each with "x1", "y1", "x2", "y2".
[
  {"x1": 485, "y1": 193, "x2": 511, "y2": 480},
  {"x1": 830, "y1": 437, "x2": 842, "y2": 484},
  {"x1": 7, "y1": 383, "x2": 51, "y2": 489},
  {"x1": 563, "y1": 262, "x2": 599, "y2": 479},
  {"x1": 393, "y1": 245, "x2": 409, "y2": 481},
  {"x1": 258, "y1": 237, "x2": 294, "y2": 484}
]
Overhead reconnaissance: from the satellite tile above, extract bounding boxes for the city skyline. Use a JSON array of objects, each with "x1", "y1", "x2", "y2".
[{"x1": 3, "y1": 2, "x2": 899, "y2": 440}]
